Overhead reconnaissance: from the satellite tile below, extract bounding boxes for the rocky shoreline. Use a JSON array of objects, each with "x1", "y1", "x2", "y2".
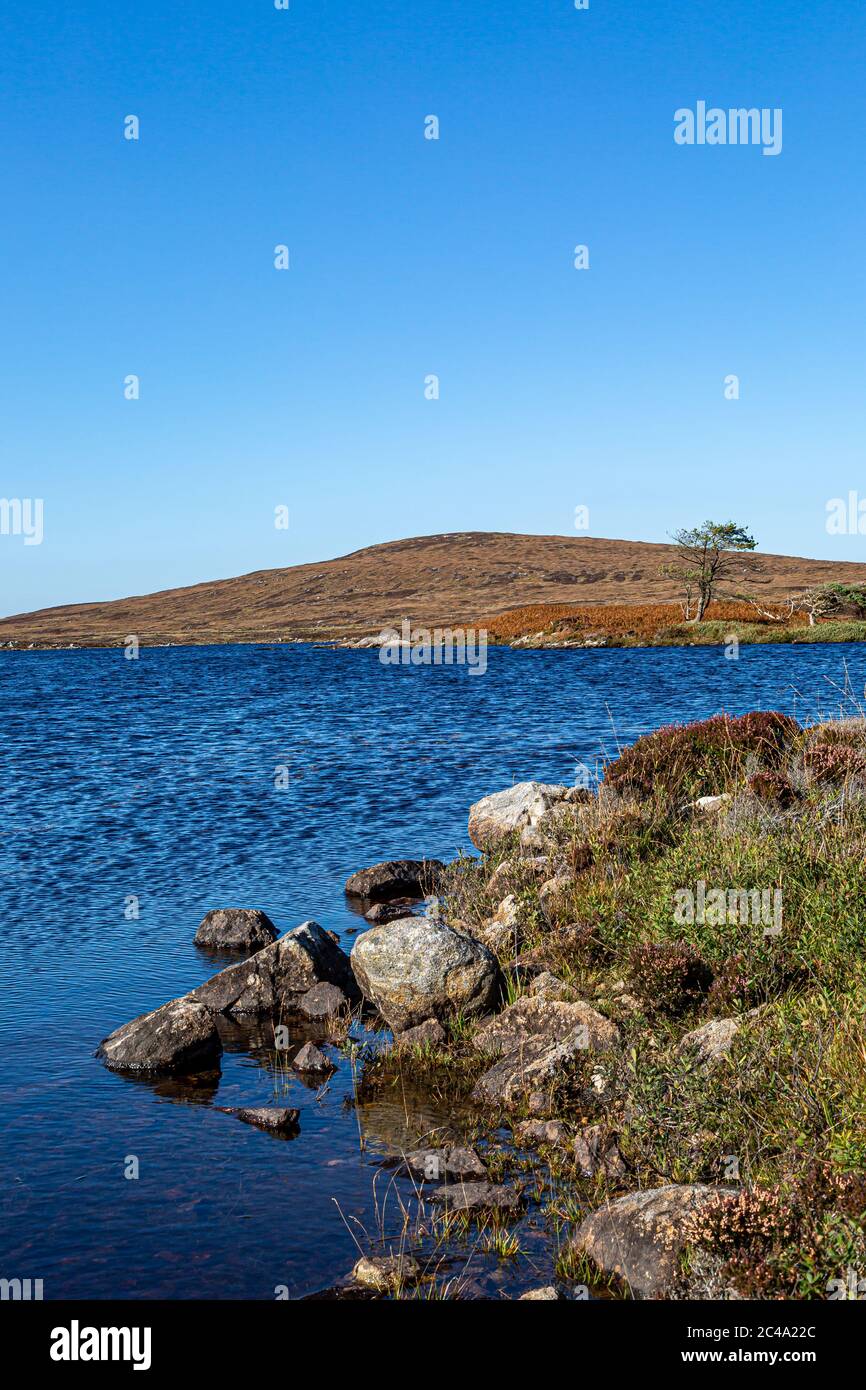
[{"x1": 97, "y1": 711, "x2": 866, "y2": 1299}]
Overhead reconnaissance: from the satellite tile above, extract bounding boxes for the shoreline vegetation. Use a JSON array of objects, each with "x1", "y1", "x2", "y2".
[
  {"x1": 354, "y1": 707, "x2": 866, "y2": 1299},
  {"x1": 98, "y1": 707, "x2": 866, "y2": 1299},
  {"x1": 3, "y1": 600, "x2": 866, "y2": 652}
]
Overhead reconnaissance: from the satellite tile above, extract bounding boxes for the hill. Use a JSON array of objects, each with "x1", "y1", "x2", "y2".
[{"x1": 2, "y1": 532, "x2": 865, "y2": 648}]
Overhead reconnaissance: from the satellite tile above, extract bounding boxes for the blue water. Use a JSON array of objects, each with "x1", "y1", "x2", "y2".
[{"x1": 1, "y1": 642, "x2": 863, "y2": 1299}]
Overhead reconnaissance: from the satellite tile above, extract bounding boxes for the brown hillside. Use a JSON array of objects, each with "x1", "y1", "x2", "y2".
[{"x1": 2, "y1": 532, "x2": 865, "y2": 648}]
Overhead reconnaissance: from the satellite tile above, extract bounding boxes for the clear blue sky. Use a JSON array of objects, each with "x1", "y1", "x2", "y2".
[{"x1": 2, "y1": 0, "x2": 864, "y2": 617}]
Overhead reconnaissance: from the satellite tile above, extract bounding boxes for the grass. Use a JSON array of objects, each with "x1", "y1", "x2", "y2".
[{"x1": 401, "y1": 706, "x2": 866, "y2": 1298}]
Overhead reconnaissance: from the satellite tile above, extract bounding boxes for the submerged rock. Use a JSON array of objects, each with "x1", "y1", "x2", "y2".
[
  {"x1": 428, "y1": 1181, "x2": 522, "y2": 1215},
  {"x1": 572, "y1": 1183, "x2": 728, "y2": 1298},
  {"x1": 194, "y1": 908, "x2": 278, "y2": 951},
  {"x1": 188, "y1": 921, "x2": 356, "y2": 1016},
  {"x1": 220, "y1": 1106, "x2": 300, "y2": 1135},
  {"x1": 468, "y1": 782, "x2": 573, "y2": 851},
  {"x1": 97, "y1": 997, "x2": 222, "y2": 1076},
  {"x1": 345, "y1": 859, "x2": 444, "y2": 902},
  {"x1": 399, "y1": 1145, "x2": 488, "y2": 1184},
  {"x1": 350, "y1": 917, "x2": 500, "y2": 1032}
]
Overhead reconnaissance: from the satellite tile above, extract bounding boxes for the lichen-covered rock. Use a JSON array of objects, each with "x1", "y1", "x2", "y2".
[
  {"x1": 344, "y1": 859, "x2": 443, "y2": 902},
  {"x1": 193, "y1": 908, "x2": 278, "y2": 951},
  {"x1": 572, "y1": 1184, "x2": 730, "y2": 1298},
  {"x1": 468, "y1": 782, "x2": 572, "y2": 851},
  {"x1": 572, "y1": 1124, "x2": 627, "y2": 1179},
  {"x1": 352, "y1": 1254, "x2": 421, "y2": 1292},
  {"x1": 97, "y1": 997, "x2": 222, "y2": 1076},
  {"x1": 473, "y1": 996, "x2": 619, "y2": 1057},
  {"x1": 350, "y1": 917, "x2": 500, "y2": 1032},
  {"x1": 675, "y1": 1016, "x2": 742, "y2": 1066},
  {"x1": 187, "y1": 921, "x2": 356, "y2": 1016},
  {"x1": 471, "y1": 996, "x2": 618, "y2": 1108}
]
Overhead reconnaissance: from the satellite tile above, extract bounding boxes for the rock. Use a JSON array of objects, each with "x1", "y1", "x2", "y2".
[
  {"x1": 527, "y1": 1090, "x2": 554, "y2": 1117},
  {"x1": 573, "y1": 1125, "x2": 627, "y2": 1179},
  {"x1": 345, "y1": 859, "x2": 444, "y2": 902},
  {"x1": 187, "y1": 921, "x2": 356, "y2": 1016},
  {"x1": 688, "y1": 794, "x2": 732, "y2": 816},
  {"x1": 468, "y1": 782, "x2": 572, "y2": 851},
  {"x1": 350, "y1": 917, "x2": 500, "y2": 1032},
  {"x1": 97, "y1": 997, "x2": 222, "y2": 1076},
  {"x1": 538, "y1": 873, "x2": 577, "y2": 915},
  {"x1": 400, "y1": 1146, "x2": 488, "y2": 1183},
  {"x1": 514, "y1": 1119, "x2": 567, "y2": 1147},
  {"x1": 364, "y1": 901, "x2": 416, "y2": 925},
  {"x1": 352, "y1": 1254, "x2": 421, "y2": 1292},
  {"x1": 193, "y1": 908, "x2": 278, "y2": 951},
  {"x1": 572, "y1": 1184, "x2": 729, "y2": 1298},
  {"x1": 293, "y1": 1041, "x2": 333, "y2": 1073},
  {"x1": 475, "y1": 894, "x2": 524, "y2": 955},
  {"x1": 298, "y1": 982, "x2": 349, "y2": 1020},
  {"x1": 676, "y1": 1016, "x2": 742, "y2": 1066},
  {"x1": 519, "y1": 1286, "x2": 561, "y2": 1300},
  {"x1": 393, "y1": 1018, "x2": 447, "y2": 1050},
  {"x1": 472, "y1": 997, "x2": 618, "y2": 1108},
  {"x1": 473, "y1": 996, "x2": 619, "y2": 1056},
  {"x1": 220, "y1": 1106, "x2": 300, "y2": 1135},
  {"x1": 529, "y1": 972, "x2": 574, "y2": 1001},
  {"x1": 428, "y1": 1182, "x2": 523, "y2": 1215}
]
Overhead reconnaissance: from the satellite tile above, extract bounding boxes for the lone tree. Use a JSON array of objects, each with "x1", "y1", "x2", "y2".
[{"x1": 661, "y1": 521, "x2": 758, "y2": 622}]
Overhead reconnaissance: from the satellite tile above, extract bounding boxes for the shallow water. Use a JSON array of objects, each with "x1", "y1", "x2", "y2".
[{"x1": 1, "y1": 641, "x2": 864, "y2": 1298}]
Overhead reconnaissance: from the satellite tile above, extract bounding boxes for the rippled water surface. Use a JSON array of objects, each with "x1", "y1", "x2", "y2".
[{"x1": 1, "y1": 642, "x2": 863, "y2": 1298}]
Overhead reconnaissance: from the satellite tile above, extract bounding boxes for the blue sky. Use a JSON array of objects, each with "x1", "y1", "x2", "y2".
[{"x1": 1, "y1": 0, "x2": 864, "y2": 616}]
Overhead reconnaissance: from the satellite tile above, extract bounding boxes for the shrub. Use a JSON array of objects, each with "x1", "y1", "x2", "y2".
[
  {"x1": 628, "y1": 939, "x2": 713, "y2": 1014},
  {"x1": 683, "y1": 1167, "x2": 866, "y2": 1299},
  {"x1": 746, "y1": 771, "x2": 799, "y2": 809},
  {"x1": 802, "y1": 743, "x2": 866, "y2": 785},
  {"x1": 605, "y1": 712, "x2": 800, "y2": 801}
]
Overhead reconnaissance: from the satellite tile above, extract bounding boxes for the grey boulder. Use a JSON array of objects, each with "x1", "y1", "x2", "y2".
[
  {"x1": 194, "y1": 908, "x2": 278, "y2": 951},
  {"x1": 351, "y1": 917, "x2": 500, "y2": 1032},
  {"x1": 344, "y1": 859, "x2": 444, "y2": 902},
  {"x1": 187, "y1": 921, "x2": 356, "y2": 1016},
  {"x1": 97, "y1": 997, "x2": 222, "y2": 1076},
  {"x1": 468, "y1": 782, "x2": 573, "y2": 851}
]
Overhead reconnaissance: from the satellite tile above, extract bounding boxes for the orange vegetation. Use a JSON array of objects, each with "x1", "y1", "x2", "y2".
[{"x1": 478, "y1": 601, "x2": 812, "y2": 641}]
